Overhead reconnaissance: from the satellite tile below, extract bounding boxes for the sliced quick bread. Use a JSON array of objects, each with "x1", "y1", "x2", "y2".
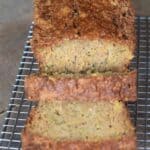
[
  {"x1": 25, "y1": 71, "x2": 137, "y2": 102},
  {"x1": 32, "y1": 0, "x2": 136, "y2": 74},
  {"x1": 22, "y1": 100, "x2": 136, "y2": 150}
]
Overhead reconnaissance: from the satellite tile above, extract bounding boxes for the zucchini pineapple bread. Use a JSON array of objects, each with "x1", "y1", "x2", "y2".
[
  {"x1": 25, "y1": 71, "x2": 137, "y2": 102},
  {"x1": 22, "y1": 0, "x2": 137, "y2": 149},
  {"x1": 32, "y1": 0, "x2": 136, "y2": 74},
  {"x1": 22, "y1": 100, "x2": 136, "y2": 150}
]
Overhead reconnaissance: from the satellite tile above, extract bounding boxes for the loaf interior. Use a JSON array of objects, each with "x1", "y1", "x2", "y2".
[
  {"x1": 26, "y1": 100, "x2": 135, "y2": 141},
  {"x1": 37, "y1": 39, "x2": 133, "y2": 74}
]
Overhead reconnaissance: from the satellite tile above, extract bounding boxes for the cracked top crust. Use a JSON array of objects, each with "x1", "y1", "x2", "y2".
[{"x1": 32, "y1": 0, "x2": 136, "y2": 50}]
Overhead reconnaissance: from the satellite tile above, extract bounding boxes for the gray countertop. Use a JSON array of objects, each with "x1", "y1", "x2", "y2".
[{"x1": 0, "y1": 0, "x2": 150, "y2": 129}]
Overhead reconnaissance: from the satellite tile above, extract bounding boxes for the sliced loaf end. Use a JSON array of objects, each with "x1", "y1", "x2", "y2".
[
  {"x1": 34, "y1": 39, "x2": 134, "y2": 74},
  {"x1": 32, "y1": 0, "x2": 136, "y2": 74},
  {"x1": 22, "y1": 100, "x2": 136, "y2": 149}
]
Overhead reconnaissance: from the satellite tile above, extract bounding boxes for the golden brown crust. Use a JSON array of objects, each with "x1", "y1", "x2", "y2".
[
  {"x1": 32, "y1": 0, "x2": 136, "y2": 50},
  {"x1": 22, "y1": 131, "x2": 136, "y2": 150},
  {"x1": 25, "y1": 71, "x2": 137, "y2": 102}
]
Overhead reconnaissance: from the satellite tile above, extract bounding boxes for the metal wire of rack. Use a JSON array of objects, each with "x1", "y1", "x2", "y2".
[{"x1": 0, "y1": 16, "x2": 150, "y2": 150}]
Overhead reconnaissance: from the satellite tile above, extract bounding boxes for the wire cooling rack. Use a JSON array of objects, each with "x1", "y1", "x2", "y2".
[{"x1": 0, "y1": 16, "x2": 150, "y2": 150}]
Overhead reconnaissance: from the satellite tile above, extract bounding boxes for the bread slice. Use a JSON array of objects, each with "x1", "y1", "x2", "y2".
[
  {"x1": 25, "y1": 71, "x2": 137, "y2": 102},
  {"x1": 32, "y1": 0, "x2": 136, "y2": 74},
  {"x1": 22, "y1": 100, "x2": 136, "y2": 150}
]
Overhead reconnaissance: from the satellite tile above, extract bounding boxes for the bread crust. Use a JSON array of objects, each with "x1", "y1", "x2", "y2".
[
  {"x1": 32, "y1": 0, "x2": 136, "y2": 50},
  {"x1": 25, "y1": 71, "x2": 137, "y2": 102},
  {"x1": 22, "y1": 131, "x2": 136, "y2": 150}
]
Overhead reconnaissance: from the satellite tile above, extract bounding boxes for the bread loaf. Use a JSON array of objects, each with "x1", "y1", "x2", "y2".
[
  {"x1": 22, "y1": 1, "x2": 137, "y2": 149},
  {"x1": 32, "y1": 0, "x2": 136, "y2": 74}
]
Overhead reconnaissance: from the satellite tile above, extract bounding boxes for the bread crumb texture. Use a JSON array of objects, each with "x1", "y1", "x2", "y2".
[{"x1": 25, "y1": 100, "x2": 135, "y2": 141}]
